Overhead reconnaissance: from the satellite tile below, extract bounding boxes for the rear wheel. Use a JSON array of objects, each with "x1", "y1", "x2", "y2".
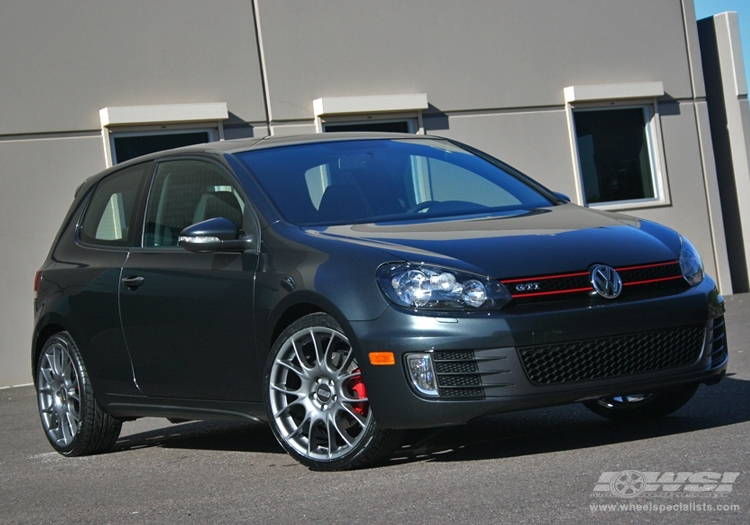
[
  {"x1": 583, "y1": 383, "x2": 699, "y2": 421},
  {"x1": 36, "y1": 332, "x2": 121, "y2": 456},
  {"x1": 264, "y1": 313, "x2": 401, "y2": 470}
]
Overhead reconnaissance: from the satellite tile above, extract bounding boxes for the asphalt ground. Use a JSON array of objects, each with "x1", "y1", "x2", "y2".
[{"x1": 1, "y1": 295, "x2": 749, "y2": 525}]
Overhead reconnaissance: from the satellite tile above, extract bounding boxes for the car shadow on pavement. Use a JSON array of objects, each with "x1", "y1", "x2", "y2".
[
  {"x1": 109, "y1": 376, "x2": 750, "y2": 466},
  {"x1": 113, "y1": 419, "x2": 285, "y2": 455},
  {"x1": 388, "y1": 375, "x2": 750, "y2": 466}
]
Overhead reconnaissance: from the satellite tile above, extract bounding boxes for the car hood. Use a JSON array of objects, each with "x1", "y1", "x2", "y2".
[{"x1": 302, "y1": 204, "x2": 681, "y2": 278}]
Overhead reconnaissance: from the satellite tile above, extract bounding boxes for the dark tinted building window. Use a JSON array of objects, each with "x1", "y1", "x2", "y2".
[
  {"x1": 113, "y1": 131, "x2": 211, "y2": 164},
  {"x1": 573, "y1": 107, "x2": 656, "y2": 205},
  {"x1": 324, "y1": 121, "x2": 411, "y2": 133}
]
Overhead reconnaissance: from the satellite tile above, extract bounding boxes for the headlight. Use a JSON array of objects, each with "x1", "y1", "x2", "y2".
[
  {"x1": 377, "y1": 263, "x2": 511, "y2": 310},
  {"x1": 679, "y1": 236, "x2": 704, "y2": 286}
]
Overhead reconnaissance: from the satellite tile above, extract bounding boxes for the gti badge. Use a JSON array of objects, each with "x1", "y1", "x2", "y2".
[
  {"x1": 590, "y1": 265, "x2": 622, "y2": 299},
  {"x1": 515, "y1": 282, "x2": 541, "y2": 292}
]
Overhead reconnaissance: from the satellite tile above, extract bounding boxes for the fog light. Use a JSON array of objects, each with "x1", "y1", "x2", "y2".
[{"x1": 405, "y1": 353, "x2": 438, "y2": 397}]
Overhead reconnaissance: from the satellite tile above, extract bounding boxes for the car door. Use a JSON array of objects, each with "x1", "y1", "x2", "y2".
[
  {"x1": 119, "y1": 158, "x2": 261, "y2": 401},
  {"x1": 64, "y1": 162, "x2": 152, "y2": 396}
]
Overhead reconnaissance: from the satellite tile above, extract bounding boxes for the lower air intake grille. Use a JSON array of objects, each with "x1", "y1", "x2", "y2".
[
  {"x1": 708, "y1": 316, "x2": 727, "y2": 366},
  {"x1": 518, "y1": 324, "x2": 705, "y2": 385},
  {"x1": 433, "y1": 351, "x2": 484, "y2": 398}
]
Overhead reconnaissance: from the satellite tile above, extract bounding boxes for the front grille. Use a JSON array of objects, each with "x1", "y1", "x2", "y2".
[
  {"x1": 502, "y1": 261, "x2": 686, "y2": 300},
  {"x1": 518, "y1": 324, "x2": 705, "y2": 384},
  {"x1": 618, "y1": 262, "x2": 683, "y2": 283}
]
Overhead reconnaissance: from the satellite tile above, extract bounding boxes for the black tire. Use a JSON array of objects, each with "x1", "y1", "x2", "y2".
[
  {"x1": 36, "y1": 332, "x2": 122, "y2": 456},
  {"x1": 264, "y1": 313, "x2": 402, "y2": 470},
  {"x1": 583, "y1": 383, "x2": 699, "y2": 421}
]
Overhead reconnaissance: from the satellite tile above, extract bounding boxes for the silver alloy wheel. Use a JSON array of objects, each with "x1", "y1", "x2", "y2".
[
  {"x1": 37, "y1": 340, "x2": 82, "y2": 448},
  {"x1": 268, "y1": 325, "x2": 371, "y2": 462}
]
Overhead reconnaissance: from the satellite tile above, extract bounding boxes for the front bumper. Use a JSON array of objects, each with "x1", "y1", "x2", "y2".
[{"x1": 350, "y1": 279, "x2": 727, "y2": 429}]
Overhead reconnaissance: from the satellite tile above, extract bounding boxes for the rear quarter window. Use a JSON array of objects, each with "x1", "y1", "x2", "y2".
[{"x1": 79, "y1": 163, "x2": 150, "y2": 247}]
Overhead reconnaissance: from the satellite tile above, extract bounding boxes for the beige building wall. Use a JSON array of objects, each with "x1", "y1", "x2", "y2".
[
  {"x1": 256, "y1": 0, "x2": 696, "y2": 119},
  {"x1": 0, "y1": 137, "x2": 106, "y2": 386}
]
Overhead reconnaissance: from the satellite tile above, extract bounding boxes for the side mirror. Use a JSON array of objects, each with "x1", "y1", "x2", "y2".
[
  {"x1": 178, "y1": 217, "x2": 257, "y2": 253},
  {"x1": 554, "y1": 191, "x2": 571, "y2": 203}
]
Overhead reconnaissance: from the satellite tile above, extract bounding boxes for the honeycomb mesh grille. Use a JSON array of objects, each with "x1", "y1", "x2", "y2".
[
  {"x1": 518, "y1": 324, "x2": 705, "y2": 385},
  {"x1": 618, "y1": 263, "x2": 682, "y2": 283},
  {"x1": 440, "y1": 387, "x2": 484, "y2": 398},
  {"x1": 434, "y1": 360, "x2": 477, "y2": 374},
  {"x1": 433, "y1": 350, "x2": 484, "y2": 399},
  {"x1": 437, "y1": 374, "x2": 481, "y2": 387},
  {"x1": 708, "y1": 316, "x2": 727, "y2": 365},
  {"x1": 435, "y1": 351, "x2": 475, "y2": 361}
]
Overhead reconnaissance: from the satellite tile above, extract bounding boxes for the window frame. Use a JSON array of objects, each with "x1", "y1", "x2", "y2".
[
  {"x1": 99, "y1": 103, "x2": 228, "y2": 167},
  {"x1": 312, "y1": 94, "x2": 428, "y2": 134},
  {"x1": 321, "y1": 113, "x2": 418, "y2": 134},
  {"x1": 563, "y1": 83, "x2": 670, "y2": 211},
  {"x1": 109, "y1": 126, "x2": 219, "y2": 165}
]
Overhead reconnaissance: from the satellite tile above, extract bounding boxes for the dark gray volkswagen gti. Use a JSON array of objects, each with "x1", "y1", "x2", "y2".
[{"x1": 33, "y1": 133, "x2": 727, "y2": 470}]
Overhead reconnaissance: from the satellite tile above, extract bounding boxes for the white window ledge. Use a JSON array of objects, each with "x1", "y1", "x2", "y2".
[
  {"x1": 100, "y1": 103, "x2": 228, "y2": 127},
  {"x1": 564, "y1": 82, "x2": 664, "y2": 103},
  {"x1": 313, "y1": 94, "x2": 428, "y2": 117}
]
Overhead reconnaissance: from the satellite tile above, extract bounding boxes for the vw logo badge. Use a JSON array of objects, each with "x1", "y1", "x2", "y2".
[{"x1": 591, "y1": 265, "x2": 623, "y2": 299}]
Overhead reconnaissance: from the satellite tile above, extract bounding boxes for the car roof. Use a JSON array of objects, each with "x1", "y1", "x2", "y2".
[
  {"x1": 225, "y1": 131, "x2": 441, "y2": 152},
  {"x1": 132, "y1": 132, "x2": 443, "y2": 159},
  {"x1": 79, "y1": 132, "x2": 447, "y2": 191}
]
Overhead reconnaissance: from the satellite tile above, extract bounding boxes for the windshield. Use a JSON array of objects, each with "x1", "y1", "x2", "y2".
[{"x1": 237, "y1": 138, "x2": 554, "y2": 226}]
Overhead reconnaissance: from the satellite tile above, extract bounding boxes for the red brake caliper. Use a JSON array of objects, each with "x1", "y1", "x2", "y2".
[{"x1": 349, "y1": 368, "x2": 368, "y2": 416}]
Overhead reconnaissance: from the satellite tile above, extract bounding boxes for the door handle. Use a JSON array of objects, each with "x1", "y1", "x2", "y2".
[{"x1": 121, "y1": 275, "x2": 145, "y2": 289}]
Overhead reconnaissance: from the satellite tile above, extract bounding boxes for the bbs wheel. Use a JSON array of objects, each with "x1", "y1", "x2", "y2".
[
  {"x1": 583, "y1": 383, "x2": 699, "y2": 421},
  {"x1": 36, "y1": 332, "x2": 121, "y2": 456},
  {"x1": 264, "y1": 313, "x2": 401, "y2": 470}
]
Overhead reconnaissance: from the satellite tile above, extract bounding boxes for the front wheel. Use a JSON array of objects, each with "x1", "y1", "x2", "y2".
[
  {"x1": 583, "y1": 383, "x2": 699, "y2": 421},
  {"x1": 264, "y1": 313, "x2": 401, "y2": 470},
  {"x1": 36, "y1": 332, "x2": 122, "y2": 456}
]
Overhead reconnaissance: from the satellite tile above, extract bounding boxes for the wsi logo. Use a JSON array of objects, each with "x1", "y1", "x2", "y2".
[{"x1": 593, "y1": 471, "x2": 740, "y2": 498}]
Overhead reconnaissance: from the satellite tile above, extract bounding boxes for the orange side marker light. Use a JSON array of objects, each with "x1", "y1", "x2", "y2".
[{"x1": 369, "y1": 351, "x2": 396, "y2": 366}]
